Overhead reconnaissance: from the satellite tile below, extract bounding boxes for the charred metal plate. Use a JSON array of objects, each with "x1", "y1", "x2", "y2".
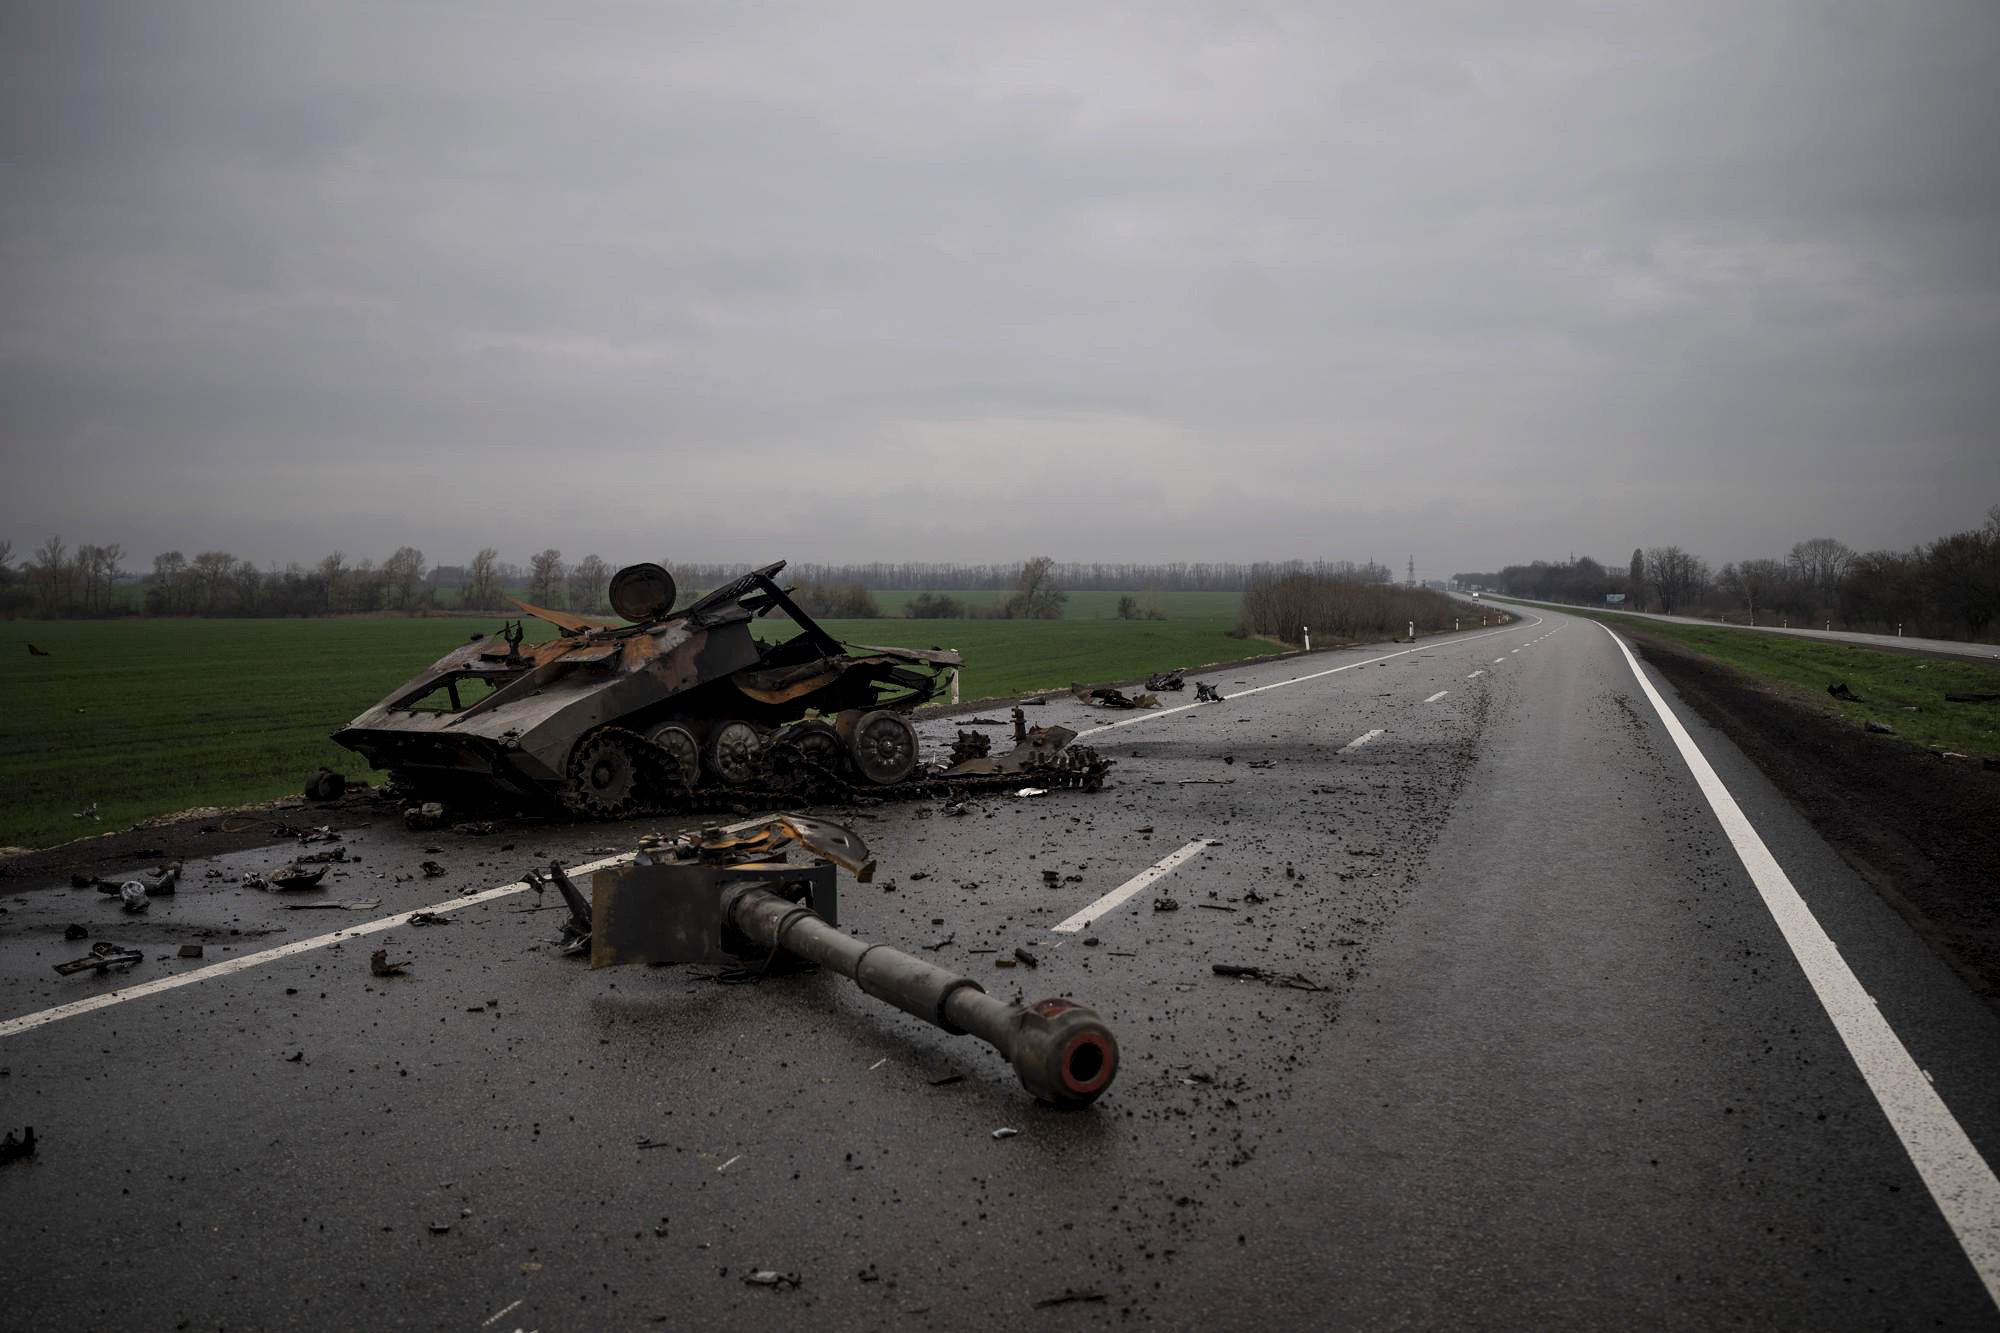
[{"x1": 590, "y1": 860, "x2": 835, "y2": 968}]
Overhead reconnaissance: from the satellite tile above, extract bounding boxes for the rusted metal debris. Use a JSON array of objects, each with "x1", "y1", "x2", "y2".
[
  {"x1": 589, "y1": 817, "x2": 1120, "y2": 1107},
  {"x1": 53, "y1": 942, "x2": 144, "y2": 976},
  {"x1": 335, "y1": 560, "x2": 1111, "y2": 822}
]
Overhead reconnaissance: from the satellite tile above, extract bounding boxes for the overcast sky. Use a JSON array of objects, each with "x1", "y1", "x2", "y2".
[{"x1": 3, "y1": 1, "x2": 1996, "y2": 579}]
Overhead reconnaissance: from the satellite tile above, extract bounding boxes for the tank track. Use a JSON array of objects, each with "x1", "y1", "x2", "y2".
[{"x1": 560, "y1": 724, "x2": 1110, "y2": 820}]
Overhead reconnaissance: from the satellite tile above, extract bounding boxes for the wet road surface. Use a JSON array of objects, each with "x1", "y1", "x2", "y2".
[{"x1": 2, "y1": 609, "x2": 1997, "y2": 1329}]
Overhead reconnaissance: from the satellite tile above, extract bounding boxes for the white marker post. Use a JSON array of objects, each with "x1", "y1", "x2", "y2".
[
  {"x1": 950, "y1": 661, "x2": 960, "y2": 705},
  {"x1": 1407, "y1": 620, "x2": 1415, "y2": 641},
  {"x1": 1303, "y1": 626, "x2": 1311, "y2": 651}
]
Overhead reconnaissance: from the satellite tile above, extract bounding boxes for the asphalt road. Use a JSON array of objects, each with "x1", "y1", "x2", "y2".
[
  {"x1": 1482, "y1": 594, "x2": 2000, "y2": 662},
  {"x1": 3, "y1": 609, "x2": 1997, "y2": 1330}
]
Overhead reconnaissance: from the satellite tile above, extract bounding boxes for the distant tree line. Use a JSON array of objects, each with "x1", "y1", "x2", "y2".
[
  {"x1": 1242, "y1": 565, "x2": 1467, "y2": 645},
  {"x1": 0, "y1": 540, "x2": 1078, "y2": 623},
  {"x1": 1454, "y1": 507, "x2": 2000, "y2": 642}
]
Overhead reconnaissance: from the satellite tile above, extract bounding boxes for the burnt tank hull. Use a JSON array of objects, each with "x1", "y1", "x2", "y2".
[{"x1": 334, "y1": 561, "x2": 964, "y2": 815}]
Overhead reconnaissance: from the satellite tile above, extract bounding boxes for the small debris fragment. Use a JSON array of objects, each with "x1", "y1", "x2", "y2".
[
  {"x1": 420, "y1": 860, "x2": 447, "y2": 878},
  {"x1": 178, "y1": 944, "x2": 204, "y2": 959},
  {"x1": 742, "y1": 1270, "x2": 800, "y2": 1290},
  {"x1": 1864, "y1": 719, "x2": 1896, "y2": 735},
  {"x1": 408, "y1": 911, "x2": 452, "y2": 927},
  {"x1": 1195, "y1": 681, "x2": 1223, "y2": 703},
  {"x1": 0, "y1": 1126, "x2": 35, "y2": 1165},
  {"x1": 370, "y1": 948, "x2": 411, "y2": 978},
  {"x1": 1153, "y1": 897, "x2": 1181, "y2": 912},
  {"x1": 991, "y1": 1127, "x2": 1019, "y2": 1140},
  {"x1": 118, "y1": 882, "x2": 149, "y2": 913},
  {"x1": 63, "y1": 924, "x2": 87, "y2": 941},
  {"x1": 1034, "y1": 1291, "x2": 1107, "y2": 1310},
  {"x1": 1827, "y1": 682, "x2": 1862, "y2": 702},
  {"x1": 285, "y1": 1051, "x2": 304, "y2": 1063},
  {"x1": 266, "y1": 864, "x2": 328, "y2": 891},
  {"x1": 928, "y1": 1074, "x2": 965, "y2": 1087},
  {"x1": 404, "y1": 802, "x2": 447, "y2": 831},
  {"x1": 52, "y1": 942, "x2": 144, "y2": 976},
  {"x1": 1013, "y1": 947, "x2": 1039, "y2": 968}
]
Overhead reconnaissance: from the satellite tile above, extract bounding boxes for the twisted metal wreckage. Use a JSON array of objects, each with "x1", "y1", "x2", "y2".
[{"x1": 334, "y1": 560, "x2": 1111, "y2": 818}]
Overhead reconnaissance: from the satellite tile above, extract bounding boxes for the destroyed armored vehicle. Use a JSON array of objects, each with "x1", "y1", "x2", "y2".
[{"x1": 335, "y1": 561, "x2": 1107, "y2": 818}]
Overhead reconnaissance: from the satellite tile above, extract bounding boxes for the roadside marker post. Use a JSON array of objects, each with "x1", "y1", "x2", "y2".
[{"x1": 1303, "y1": 626, "x2": 1311, "y2": 651}]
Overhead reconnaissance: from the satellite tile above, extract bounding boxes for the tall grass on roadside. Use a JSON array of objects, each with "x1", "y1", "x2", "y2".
[{"x1": 1241, "y1": 571, "x2": 1474, "y2": 645}]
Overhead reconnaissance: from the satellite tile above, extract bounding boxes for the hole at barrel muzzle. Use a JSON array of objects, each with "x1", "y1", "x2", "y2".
[{"x1": 1063, "y1": 1036, "x2": 1110, "y2": 1090}]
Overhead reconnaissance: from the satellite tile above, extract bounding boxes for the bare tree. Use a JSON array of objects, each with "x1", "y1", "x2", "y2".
[
  {"x1": 1644, "y1": 546, "x2": 1708, "y2": 615},
  {"x1": 1787, "y1": 537, "x2": 1854, "y2": 605},
  {"x1": 382, "y1": 546, "x2": 428, "y2": 611},
  {"x1": 529, "y1": 549, "x2": 566, "y2": 606},
  {"x1": 1006, "y1": 555, "x2": 1066, "y2": 619},
  {"x1": 568, "y1": 553, "x2": 610, "y2": 614},
  {"x1": 1737, "y1": 557, "x2": 1786, "y2": 625},
  {"x1": 32, "y1": 535, "x2": 69, "y2": 615},
  {"x1": 316, "y1": 552, "x2": 347, "y2": 614},
  {"x1": 464, "y1": 547, "x2": 502, "y2": 610},
  {"x1": 191, "y1": 551, "x2": 236, "y2": 614}
]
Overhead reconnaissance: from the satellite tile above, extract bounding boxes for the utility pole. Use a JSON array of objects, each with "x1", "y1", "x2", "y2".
[{"x1": 1407, "y1": 555, "x2": 1416, "y2": 588}]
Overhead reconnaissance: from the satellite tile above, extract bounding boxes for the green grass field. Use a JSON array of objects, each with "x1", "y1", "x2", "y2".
[
  {"x1": 0, "y1": 607, "x2": 1267, "y2": 849},
  {"x1": 1525, "y1": 604, "x2": 2000, "y2": 759}
]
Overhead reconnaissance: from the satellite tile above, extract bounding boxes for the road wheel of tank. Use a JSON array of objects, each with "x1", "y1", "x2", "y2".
[
  {"x1": 849, "y1": 709, "x2": 919, "y2": 786},
  {"x1": 704, "y1": 720, "x2": 764, "y2": 787},
  {"x1": 768, "y1": 720, "x2": 845, "y2": 795},
  {"x1": 645, "y1": 722, "x2": 701, "y2": 789},
  {"x1": 566, "y1": 729, "x2": 645, "y2": 819}
]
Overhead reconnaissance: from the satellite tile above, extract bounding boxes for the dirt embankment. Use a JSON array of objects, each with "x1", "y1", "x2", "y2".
[{"x1": 1625, "y1": 629, "x2": 2000, "y2": 1012}]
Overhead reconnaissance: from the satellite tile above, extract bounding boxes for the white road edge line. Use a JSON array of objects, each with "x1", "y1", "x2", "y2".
[
  {"x1": 1, "y1": 811, "x2": 789, "y2": 1039},
  {"x1": 1423, "y1": 690, "x2": 1449, "y2": 703},
  {"x1": 1467, "y1": 670, "x2": 1486, "y2": 679},
  {"x1": 1072, "y1": 616, "x2": 1539, "y2": 740},
  {"x1": 1051, "y1": 839, "x2": 1210, "y2": 933},
  {"x1": 1604, "y1": 623, "x2": 2000, "y2": 1310},
  {"x1": 1340, "y1": 728, "x2": 1385, "y2": 753}
]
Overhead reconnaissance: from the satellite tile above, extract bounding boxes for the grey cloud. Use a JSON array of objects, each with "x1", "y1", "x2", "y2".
[{"x1": 3, "y1": 0, "x2": 1997, "y2": 577}]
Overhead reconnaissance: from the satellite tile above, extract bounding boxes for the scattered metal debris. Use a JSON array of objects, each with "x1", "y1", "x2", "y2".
[
  {"x1": 53, "y1": 942, "x2": 144, "y2": 976},
  {"x1": 266, "y1": 864, "x2": 328, "y2": 891},
  {"x1": 1013, "y1": 946, "x2": 1040, "y2": 968},
  {"x1": 304, "y1": 767, "x2": 347, "y2": 800},
  {"x1": 1153, "y1": 897, "x2": 1181, "y2": 912},
  {"x1": 178, "y1": 944, "x2": 204, "y2": 959},
  {"x1": 63, "y1": 923, "x2": 87, "y2": 940},
  {"x1": 282, "y1": 897, "x2": 383, "y2": 912},
  {"x1": 118, "y1": 882, "x2": 149, "y2": 912},
  {"x1": 408, "y1": 911, "x2": 453, "y2": 927},
  {"x1": 1864, "y1": 719, "x2": 1896, "y2": 735},
  {"x1": 1195, "y1": 681, "x2": 1223, "y2": 703},
  {"x1": 1145, "y1": 669, "x2": 1187, "y2": 692},
  {"x1": 991, "y1": 1127, "x2": 1020, "y2": 1140},
  {"x1": 420, "y1": 860, "x2": 447, "y2": 878},
  {"x1": 1828, "y1": 682, "x2": 1862, "y2": 702}
]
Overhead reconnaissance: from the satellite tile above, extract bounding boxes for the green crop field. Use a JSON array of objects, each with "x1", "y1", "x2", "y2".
[{"x1": 0, "y1": 606, "x2": 1269, "y2": 849}]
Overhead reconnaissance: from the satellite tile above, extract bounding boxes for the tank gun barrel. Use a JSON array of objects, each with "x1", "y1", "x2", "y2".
[{"x1": 722, "y1": 883, "x2": 1118, "y2": 1107}]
